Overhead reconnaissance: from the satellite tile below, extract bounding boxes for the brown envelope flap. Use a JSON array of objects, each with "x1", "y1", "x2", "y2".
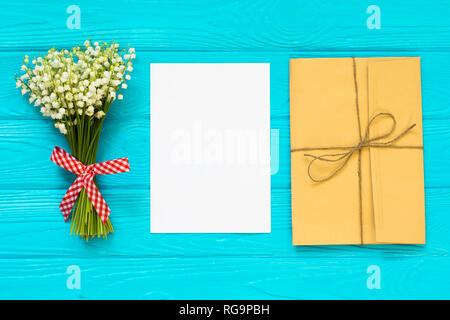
[{"x1": 367, "y1": 58, "x2": 426, "y2": 244}]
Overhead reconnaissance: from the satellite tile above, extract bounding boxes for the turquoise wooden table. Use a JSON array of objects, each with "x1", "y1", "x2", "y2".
[{"x1": 1, "y1": 0, "x2": 450, "y2": 299}]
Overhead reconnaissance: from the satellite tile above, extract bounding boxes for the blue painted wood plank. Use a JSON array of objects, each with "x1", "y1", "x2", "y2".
[
  {"x1": 0, "y1": 1, "x2": 450, "y2": 51},
  {"x1": 4, "y1": 51, "x2": 450, "y2": 120},
  {"x1": 0, "y1": 256, "x2": 449, "y2": 299},
  {"x1": 0, "y1": 117, "x2": 448, "y2": 189},
  {"x1": 0, "y1": 188, "x2": 448, "y2": 259},
  {"x1": 1, "y1": 0, "x2": 450, "y2": 300}
]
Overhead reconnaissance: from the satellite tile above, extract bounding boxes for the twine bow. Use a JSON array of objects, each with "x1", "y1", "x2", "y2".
[
  {"x1": 50, "y1": 147, "x2": 130, "y2": 224},
  {"x1": 297, "y1": 112, "x2": 420, "y2": 183},
  {"x1": 291, "y1": 57, "x2": 423, "y2": 245}
]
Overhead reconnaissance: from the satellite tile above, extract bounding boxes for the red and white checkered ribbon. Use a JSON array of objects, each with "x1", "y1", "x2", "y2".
[{"x1": 50, "y1": 147, "x2": 130, "y2": 224}]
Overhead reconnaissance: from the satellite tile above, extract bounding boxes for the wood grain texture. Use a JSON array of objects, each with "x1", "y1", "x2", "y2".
[
  {"x1": 0, "y1": 0, "x2": 449, "y2": 299},
  {"x1": 0, "y1": 188, "x2": 448, "y2": 259},
  {"x1": 1, "y1": 1, "x2": 450, "y2": 51},
  {"x1": 0, "y1": 117, "x2": 448, "y2": 190},
  {"x1": 5, "y1": 51, "x2": 450, "y2": 119},
  {"x1": 0, "y1": 257, "x2": 449, "y2": 299}
]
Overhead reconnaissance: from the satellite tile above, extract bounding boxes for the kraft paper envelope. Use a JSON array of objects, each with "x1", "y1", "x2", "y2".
[{"x1": 290, "y1": 57, "x2": 425, "y2": 245}]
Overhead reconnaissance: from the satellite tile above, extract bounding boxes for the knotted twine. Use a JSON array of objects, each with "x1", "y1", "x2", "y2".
[{"x1": 291, "y1": 57, "x2": 423, "y2": 245}]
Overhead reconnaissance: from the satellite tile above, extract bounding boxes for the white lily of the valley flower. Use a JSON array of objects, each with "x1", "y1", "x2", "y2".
[
  {"x1": 58, "y1": 123, "x2": 67, "y2": 134},
  {"x1": 95, "y1": 111, "x2": 106, "y2": 119},
  {"x1": 15, "y1": 39, "x2": 135, "y2": 135},
  {"x1": 85, "y1": 106, "x2": 95, "y2": 116}
]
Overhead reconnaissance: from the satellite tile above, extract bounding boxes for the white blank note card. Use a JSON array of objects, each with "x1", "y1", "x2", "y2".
[{"x1": 150, "y1": 63, "x2": 271, "y2": 233}]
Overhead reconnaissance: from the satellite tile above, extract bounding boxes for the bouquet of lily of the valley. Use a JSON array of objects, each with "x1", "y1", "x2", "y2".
[{"x1": 15, "y1": 40, "x2": 135, "y2": 240}]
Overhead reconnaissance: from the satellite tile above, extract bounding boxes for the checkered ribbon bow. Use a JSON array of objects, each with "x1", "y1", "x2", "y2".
[{"x1": 50, "y1": 147, "x2": 130, "y2": 224}]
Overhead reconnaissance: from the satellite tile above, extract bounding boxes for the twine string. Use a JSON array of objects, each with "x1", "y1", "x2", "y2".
[{"x1": 291, "y1": 57, "x2": 423, "y2": 245}]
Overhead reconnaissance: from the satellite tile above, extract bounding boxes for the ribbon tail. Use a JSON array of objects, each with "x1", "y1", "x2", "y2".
[
  {"x1": 59, "y1": 177, "x2": 84, "y2": 222},
  {"x1": 90, "y1": 158, "x2": 130, "y2": 175},
  {"x1": 84, "y1": 177, "x2": 111, "y2": 225}
]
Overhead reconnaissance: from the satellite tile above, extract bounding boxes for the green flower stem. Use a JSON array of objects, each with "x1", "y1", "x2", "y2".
[{"x1": 66, "y1": 116, "x2": 113, "y2": 241}]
